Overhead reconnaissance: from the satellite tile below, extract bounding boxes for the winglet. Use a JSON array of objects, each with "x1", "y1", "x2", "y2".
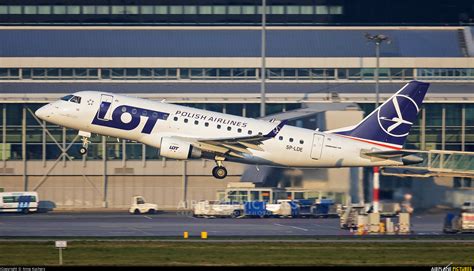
[{"x1": 265, "y1": 120, "x2": 288, "y2": 138}]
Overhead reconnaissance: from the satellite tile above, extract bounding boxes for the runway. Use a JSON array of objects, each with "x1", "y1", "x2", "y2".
[{"x1": 0, "y1": 211, "x2": 457, "y2": 237}]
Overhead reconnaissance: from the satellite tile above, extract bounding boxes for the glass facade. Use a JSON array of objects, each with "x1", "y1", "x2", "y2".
[
  {"x1": 417, "y1": 68, "x2": 474, "y2": 80},
  {"x1": 0, "y1": 103, "x2": 300, "y2": 161},
  {"x1": 360, "y1": 103, "x2": 474, "y2": 152},
  {"x1": 0, "y1": 0, "x2": 471, "y2": 26},
  {"x1": 2, "y1": 68, "x2": 472, "y2": 81},
  {"x1": 0, "y1": 5, "x2": 343, "y2": 16}
]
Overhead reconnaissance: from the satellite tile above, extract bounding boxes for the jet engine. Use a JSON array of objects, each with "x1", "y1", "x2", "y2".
[{"x1": 159, "y1": 137, "x2": 202, "y2": 160}]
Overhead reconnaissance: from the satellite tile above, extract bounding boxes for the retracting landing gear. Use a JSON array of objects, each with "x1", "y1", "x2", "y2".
[
  {"x1": 79, "y1": 137, "x2": 89, "y2": 155},
  {"x1": 78, "y1": 131, "x2": 91, "y2": 156},
  {"x1": 212, "y1": 158, "x2": 227, "y2": 179}
]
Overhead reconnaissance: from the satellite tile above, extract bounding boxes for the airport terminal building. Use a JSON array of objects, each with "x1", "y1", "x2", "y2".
[{"x1": 0, "y1": 1, "x2": 473, "y2": 209}]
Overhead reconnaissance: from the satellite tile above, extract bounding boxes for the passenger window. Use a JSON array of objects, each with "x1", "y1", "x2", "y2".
[
  {"x1": 194, "y1": 120, "x2": 199, "y2": 125},
  {"x1": 279, "y1": 136, "x2": 283, "y2": 140},
  {"x1": 258, "y1": 132, "x2": 263, "y2": 136},
  {"x1": 300, "y1": 140, "x2": 304, "y2": 144},
  {"x1": 121, "y1": 106, "x2": 127, "y2": 112},
  {"x1": 227, "y1": 126, "x2": 231, "y2": 131},
  {"x1": 217, "y1": 124, "x2": 221, "y2": 129},
  {"x1": 184, "y1": 118, "x2": 188, "y2": 123},
  {"x1": 248, "y1": 130, "x2": 252, "y2": 135},
  {"x1": 237, "y1": 128, "x2": 242, "y2": 133},
  {"x1": 289, "y1": 138, "x2": 294, "y2": 142},
  {"x1": 142, "y1": 110, "x2": 148, "y2": 116},
  {"x1": 131, "y1": 108, "x2": 137, "y2": 114},
  {"x1": 173, "y1": 117, "x2": 178, "y2": 121},
  {"x1": 205, "y1": 122, "x2": 209, "y2": 127},
  {"x1": 70, "y1": 96, "x2": 81, "y2": 104}
]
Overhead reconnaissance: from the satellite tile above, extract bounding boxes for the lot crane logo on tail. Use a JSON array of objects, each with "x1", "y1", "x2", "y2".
[
  {"x1": 377, "y1": 94, "x2": 419, "y2": 137},
  {"x1": 333, "y1": 81, "x2": 429, "y2": 148}
]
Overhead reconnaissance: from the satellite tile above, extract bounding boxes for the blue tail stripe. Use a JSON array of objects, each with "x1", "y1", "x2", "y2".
[{"x1": 335, "y1": 81, "x2": 429, "y2": 147}]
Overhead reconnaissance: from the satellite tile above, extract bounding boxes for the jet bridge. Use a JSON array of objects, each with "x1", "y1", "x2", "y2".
[{"x1": 381, "y1": 150, "x2": 474, "y2": 178}]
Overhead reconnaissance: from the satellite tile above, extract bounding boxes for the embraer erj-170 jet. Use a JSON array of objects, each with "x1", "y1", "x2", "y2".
[{"x1": 35, "y1": 81, "x2": 429, "y2": 179}]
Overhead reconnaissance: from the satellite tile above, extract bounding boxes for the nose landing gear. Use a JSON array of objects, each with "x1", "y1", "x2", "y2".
[
  {"x1": 78, "y1": 131, "x2": 91, "y2": 156},
  {"x1": 79, "y1": 146, "x2": 88, "y2": 155},
  {"x1": 212, "y1": 158, "x2": 227, "y2": 179}
]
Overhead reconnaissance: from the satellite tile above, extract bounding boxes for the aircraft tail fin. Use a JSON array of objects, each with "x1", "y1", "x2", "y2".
[{"x1": 331, "y1": 81, "x2": 430, "y2": 149}]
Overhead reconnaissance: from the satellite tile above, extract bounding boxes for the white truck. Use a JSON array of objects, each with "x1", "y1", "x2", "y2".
[
  {"x1": 193, "y1": 200, "x2": 299, "y2": 218},
  {"x1": 266, "y1": 200, "x2": 299, "y2": 217},
  {"x1": 193, "y1": 200, "x2": 243, "y2": 218},
  {"x1": 461, "y1": 201, "x2": 474, "y2": 212},
  {"x1": 443, "y1": 201, "x2": 474, "y2": 233},
  {"x1": 443, "y1": 212, "x2": 474, "y2": 233},
  {"x1": 129, "y1": 196, "x2": 158, "y2": 214}
]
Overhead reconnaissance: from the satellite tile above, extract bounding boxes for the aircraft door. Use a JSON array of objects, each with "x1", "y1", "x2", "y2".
[
  {"x1": 97, "y1": 94, "x2": 114, "y2": 121},
  {"x1": 310, "y1": 134, "x2": 325, "y2": 160}
]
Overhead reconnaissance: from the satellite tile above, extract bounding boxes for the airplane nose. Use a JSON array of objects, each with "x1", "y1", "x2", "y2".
[{"x1": 35, "y1": 104, "x2": 50, "y2": 120}]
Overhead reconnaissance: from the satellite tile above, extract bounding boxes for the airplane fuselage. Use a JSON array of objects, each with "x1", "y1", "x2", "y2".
[{"x1": 36, "y1": 91, "x2": 403, "y2": 168}]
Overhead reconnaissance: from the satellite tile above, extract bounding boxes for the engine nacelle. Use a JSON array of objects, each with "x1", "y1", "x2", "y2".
[{"x1": 159, "y1": 137, "x2": 202, "y2": 160}]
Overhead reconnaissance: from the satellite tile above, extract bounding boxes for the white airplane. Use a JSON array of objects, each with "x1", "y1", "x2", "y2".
[{"x1": 35, "y1": 81, "x2": 429, "y2": 179}]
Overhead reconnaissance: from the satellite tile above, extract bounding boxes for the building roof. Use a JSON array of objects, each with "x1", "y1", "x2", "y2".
[
  {"x1": 0, "y1": 28, "x2": 466, "y2": 57},
  {"x1": 0, "y1": 82, "x2": 471, "y2": 95}
]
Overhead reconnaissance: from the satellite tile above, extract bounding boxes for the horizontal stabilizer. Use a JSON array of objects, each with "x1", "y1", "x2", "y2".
[
  {"x1": 365, "y1": 150, "x2": 424, "y2": 165},
  {"x1": 365, "y1": 150, "x2": 419, "y2": 158}
]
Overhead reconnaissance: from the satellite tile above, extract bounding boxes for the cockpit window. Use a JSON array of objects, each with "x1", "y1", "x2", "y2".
[
  {"x1": 70, "y1": 96, "x2": 82, "y2": 104},
  {"x1": 60, "y1": 95, "x2": 73, "y2": 101}
]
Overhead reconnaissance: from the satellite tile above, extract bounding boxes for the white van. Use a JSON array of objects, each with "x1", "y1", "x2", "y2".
[{"x1": 0, "y1": 192, "x2": 39, "y2": 213}]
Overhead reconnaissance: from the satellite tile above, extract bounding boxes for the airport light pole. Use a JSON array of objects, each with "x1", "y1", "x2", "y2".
[
  {"x1": 365, "y1": 33, "x2": 390, "y2": 108},
  {"x1": 365, "y1": 33, "x2": 390, "y2": 213},
  {"x1": 260, "y1": 0, "x2": 266, "y2": 117}
]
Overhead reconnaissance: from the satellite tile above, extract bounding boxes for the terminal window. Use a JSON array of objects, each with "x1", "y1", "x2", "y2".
[{"x1": 0, "y1": 4, "x2": 344, "y2": 16}]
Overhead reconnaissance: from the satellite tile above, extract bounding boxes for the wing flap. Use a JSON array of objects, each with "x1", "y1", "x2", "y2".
[
  {"x1": 192, "y1": 142, "x2": 229, "y2": 154},
  {"x1": 187, "y1": 120, "x2": 287, "y2": 156}
]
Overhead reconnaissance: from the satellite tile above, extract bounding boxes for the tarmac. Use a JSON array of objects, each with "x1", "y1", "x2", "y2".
[{"x1": 0, "y1": 211, "x2": 458, "y2": 237}]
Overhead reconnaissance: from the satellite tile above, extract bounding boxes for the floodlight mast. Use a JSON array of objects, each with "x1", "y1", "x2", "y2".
[
  {"x1": 260, "y1": 0, "x2": 266, "y2": 117},
  {"x1": 365, "y1": 33, "x2": 390, "y2": 108},
  {"x1": 365, "y1": 33, "x2": 390, "y2": 214}
]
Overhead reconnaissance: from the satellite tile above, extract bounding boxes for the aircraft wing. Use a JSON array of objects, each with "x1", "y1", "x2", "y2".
[{"x1": 179, "y1": 120, "x2": 287, "y2": 158}]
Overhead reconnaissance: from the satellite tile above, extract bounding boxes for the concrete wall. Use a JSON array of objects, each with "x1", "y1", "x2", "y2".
[{"x1": 0, "y1": 160, "x2": 243, "y2": 209}]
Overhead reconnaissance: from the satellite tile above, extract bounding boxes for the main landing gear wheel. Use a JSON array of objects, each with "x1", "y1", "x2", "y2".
[{"x1": 212, "y1": 166, "x2": 227, "y2": 179}]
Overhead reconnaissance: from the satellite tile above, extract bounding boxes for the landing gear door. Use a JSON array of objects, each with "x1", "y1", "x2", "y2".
[
  {"x1": 97, "y1": 94, "x2": 114, "y2": 121},
  {"x1": 310, "y1": 134, "x2": 325, "y2": 160}
]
